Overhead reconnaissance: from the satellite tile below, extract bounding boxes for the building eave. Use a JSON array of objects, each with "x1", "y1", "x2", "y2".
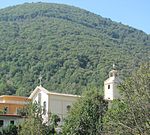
[
  {"x1": 29, "y1": 86, "x2": 80, "y2": 99},
  {"x1": 0, "y1": 114, "x2": 23, "y2": 118}
]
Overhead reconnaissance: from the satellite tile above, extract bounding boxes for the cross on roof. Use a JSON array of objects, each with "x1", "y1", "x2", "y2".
[
  {"x1": 113, "y1": 63, "x2": 116, "y2": 69},
  {"x1": 39, "y1": 74, "x2": 42, "y2": 86}
]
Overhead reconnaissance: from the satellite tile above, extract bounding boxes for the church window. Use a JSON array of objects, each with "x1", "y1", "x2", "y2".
[
  {"x1": 43, "y1": 101, "x2": 46, "y2": 115},
  {"x1": 38, "y1": 93, "x2": 41, "y2": 104},
  {"x1": 66, "y1": 105, "x2": 71, "y2": 112},
  {"x1": 108, "y1": 85, "x2": 110, "y2": 89}
]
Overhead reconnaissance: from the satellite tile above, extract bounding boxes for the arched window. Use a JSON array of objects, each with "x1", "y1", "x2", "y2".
[
  {"x1": 43, "y1": 101, "x2": 46, "y2": 115},
  {"x1": 38, "y1": 93, "x2": 41, "y2": 104},
  {"x1": 66, "y1": 105, "x2": 71, "y2": 112}
]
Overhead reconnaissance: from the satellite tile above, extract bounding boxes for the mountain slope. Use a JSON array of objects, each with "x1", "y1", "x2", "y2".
[{"x1": 0, "y1": 2, "x2": 149, "y2": 96}]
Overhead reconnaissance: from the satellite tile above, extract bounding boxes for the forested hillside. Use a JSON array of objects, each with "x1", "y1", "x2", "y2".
[{"x1": 0, "y1": 2, "x2": 149, "y2": 96}]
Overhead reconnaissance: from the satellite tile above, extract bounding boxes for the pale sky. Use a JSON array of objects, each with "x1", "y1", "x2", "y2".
[{"x1": 0, "y1": 0, "x2": 149, "y2": 34}]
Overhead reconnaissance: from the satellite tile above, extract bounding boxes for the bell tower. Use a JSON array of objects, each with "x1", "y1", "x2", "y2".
[{"x1": 104, "y1": 64, "x2": 121, "y2": 100}]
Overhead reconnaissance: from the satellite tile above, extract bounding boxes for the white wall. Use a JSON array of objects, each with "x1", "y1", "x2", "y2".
[
  {"x1": 49, "y1": 95, "x2": 78, "y2": 120},
  {"x1": 32, "y1": 90, "x2": 49, "y2": 123},
  {"x1": 31, "y1": 88, "x2": 79, "y2": 123},
  {"x1": 104, "y1": 76, "x2": 120, "y2": 100},
  {"x1": 104, "y1": 83, "x2": 114, "y2": 100},
  {"x1": 113, "y1": 83, "x2": 120, "y2": 99}
]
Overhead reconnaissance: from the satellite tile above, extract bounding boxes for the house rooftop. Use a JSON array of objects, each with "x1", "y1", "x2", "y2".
[
  {"x1": 0, "y1": 114, "x2": 23, "y2": 118},
  {"x1": 0, "y1": 95, "x2": 29, "y2": 99}
]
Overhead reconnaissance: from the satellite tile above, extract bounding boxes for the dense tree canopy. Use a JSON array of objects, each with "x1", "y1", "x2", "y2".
[
  {"x1": 62, "y1": 88, "x2": 108, "y2": 135},
  {"x1": 0, "y1": 2, "x2": 149, "y2": 96}
]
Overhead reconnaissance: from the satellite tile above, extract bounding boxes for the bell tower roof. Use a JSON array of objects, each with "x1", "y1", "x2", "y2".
[
  {"x1": 109, "y1": 64, "x2": 118, "y2": 78},
  {"x1": 109, "y1": 69, "x2": 118, "y2": 78}
]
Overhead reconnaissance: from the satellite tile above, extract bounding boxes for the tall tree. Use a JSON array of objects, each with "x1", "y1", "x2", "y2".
[
  {"x1": 104, "y1": 62, "x2": 150, "y2": 135},
  {"x1": 18, "y1": 102, "x2": 58, "y2": 135},
  {"x1": 62, "y1": 88, "x2": 108, "y2": 135}
]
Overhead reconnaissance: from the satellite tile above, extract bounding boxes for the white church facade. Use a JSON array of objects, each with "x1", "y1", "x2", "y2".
[{"x1": 29, "y1": 85, "x2": 80, "y2": 123}]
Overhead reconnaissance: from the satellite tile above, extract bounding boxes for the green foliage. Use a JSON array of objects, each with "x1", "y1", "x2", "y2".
[
  {"x1": 18, "y1": 102, "x2": 59, "y2": 135},
  {"x1": 62, "y1": 88, "x2": 108, "y2": 135},
  {"x1": 0, "y1": 124, "x2": 18, "y2": 135},
  {"x1": 49, "y1": 114, "x2": 61, "y2": 127},
  {"x1": 17, "y1": 107, "x2": 28, "y2": 117},
  {"x1": 103, "y1": 63, "x2": 150, "y2": 135},
  {"x1": 0, "y1": 2, "x2": 149, "y2": 96}
]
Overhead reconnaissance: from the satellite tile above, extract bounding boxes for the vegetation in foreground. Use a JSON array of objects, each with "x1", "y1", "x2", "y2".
[
  {"x1": 103, "y1": 62, "x2": 150, "y2": 135},
  {"x1": 62, "y1": 63, "x2": 150, "y2": 135},
  {"x1": 0, "y1": 63, "x2": 149, "y2": 134},
  {"x1": 62, "y1": 88, "x2": 108, "y2": 135}
]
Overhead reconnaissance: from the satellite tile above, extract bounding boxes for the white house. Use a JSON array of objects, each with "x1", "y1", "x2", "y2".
[
  {"x1": 0, "y1": 115, "x2": 23, "y2": 128},
  {"x1": 104, "y1": 65, "x2": 121, "y2": 100},
  {"x1": 29, "y1": 85, "x2": 80, "y2": 123}
]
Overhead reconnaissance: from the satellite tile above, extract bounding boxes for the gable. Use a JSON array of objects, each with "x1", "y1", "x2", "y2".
[{"x1": 29, "y1": 86, "x2": 49, "y2": 100}]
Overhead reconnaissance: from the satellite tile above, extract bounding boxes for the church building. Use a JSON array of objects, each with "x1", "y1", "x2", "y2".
[
  {"x1": 104, "y1": 65, "x2": 121, "y2": 100},
  {"x1": 29, "y1": 85, "x2": 80, "y2": 123}
]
